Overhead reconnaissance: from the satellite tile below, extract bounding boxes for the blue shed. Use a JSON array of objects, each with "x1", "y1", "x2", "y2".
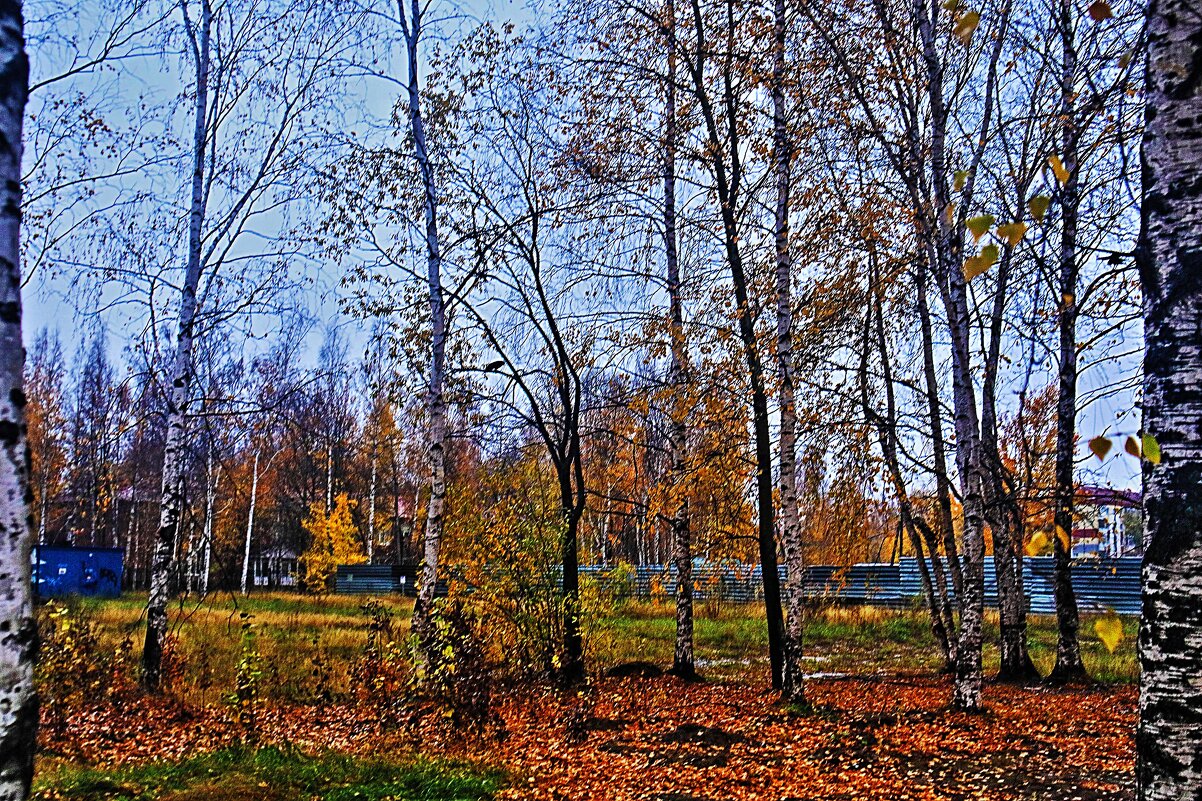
[{"x1": 33, "y1": 546, "x2": 124, "y2": 598}]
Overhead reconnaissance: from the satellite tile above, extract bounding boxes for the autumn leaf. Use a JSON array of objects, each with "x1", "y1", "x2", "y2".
[
  {"x1": 1048, "y1": 154, "x2": 1070, "y2": 184},
  {"x1": 1088, "y1": 0, "x2": 1113, "y2": 21},
  {"x1": 996, "y1": 221, "x2": 1028, "y2": 247},
  {"x1": 1056, "y1": 525, "x2": 1072, "y2": 553},
  {"x1": 1028, "y1": 195, "x2": 1051, "y2": 222},
  {"x1": 954, "y1": 169, "x2": 969, "y2": 191},
  {"x1": 1142, "y1": 433, "x2": 1162, "y2": 465},
  {"x1": 1025, "y1": 531, "x2": 1049, "y2": 556},
  {"x1": 964, "y1": 244, "x2": 999, "y2": 281},
  {"x1": 1095, "y1": 612, "x2": 1124, "y2": 653},
  {"x1": 953, "y1": 11, "x2": 980, "y2": 45},
  {"x1": 966, "y1": 214, "x2": 995, "y2": 241},
  {"x1": 1088, "y1": 436, "x2": 1112, "y2": 461},
  {"x1": 1125, "y1": 435, "x2": 1142, "y2": 459}
]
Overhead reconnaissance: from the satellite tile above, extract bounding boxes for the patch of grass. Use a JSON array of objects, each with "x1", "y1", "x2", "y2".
[
  {"x1": 63, "y1": 593, "x2": 414, "y2": 705},
  {"x1": 33, "y1": 746, "x2": 499, "y2": 801}
]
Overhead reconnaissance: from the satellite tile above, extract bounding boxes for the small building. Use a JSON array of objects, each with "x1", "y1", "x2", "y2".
[
  {"x1": 33, "y1": 546, "x2": 124, "y2": 598},
  {"x1": 1074, "y1": 486, "x2": 1142, "y2": 558},
  {"x1": 251, "y1": 545, "x2": 299, "y2": 589}
]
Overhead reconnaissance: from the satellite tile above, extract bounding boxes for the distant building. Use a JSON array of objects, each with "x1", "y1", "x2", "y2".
[
  {"x1": 251, "y1": 545, "x2": 299, "y2": 588},
  {"x1": 1072, "y1": 486, "x2": 1142, "y2": 558}
]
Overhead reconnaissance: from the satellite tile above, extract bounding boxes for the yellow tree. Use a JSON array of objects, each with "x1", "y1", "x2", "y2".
[{"x1": 298, "y1": 493, "x2": 365, "y2": 592}]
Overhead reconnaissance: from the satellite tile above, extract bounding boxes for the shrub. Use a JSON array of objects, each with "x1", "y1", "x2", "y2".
[
  {"x1": 229, "y1": 612, "x2": 263, "y2": 742},
  {"x1": 37, "y1": 601, "x2": 106, "y2": 743},
  {"x1": 352, "y1": 599, "x2": 412, "y2": 727},
  {"x1": 417, "y1": 599, "x2": 498, "y2": 734}
]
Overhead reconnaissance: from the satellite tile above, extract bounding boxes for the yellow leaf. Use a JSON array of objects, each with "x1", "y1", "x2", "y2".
[
  {"x1": 1088, "y1": 436, "x2": 1112, "y2": 461},
  {"x1": 1088, "y1": 0, "x2": 1113, "y2": 21},
  {"x1": 1125, "y1": 435, "x2": 1141, "y2": 459},
  {"x1": 964, "y1": 244, "x2": 999, "y2": 281},
  {"x1": 1142, "y1": 433, "x2": 1162, "y2": 465},
  {"x1": 1056, "y1": 525, "x2": 1072, "y2": 553},
  {"x1": 966, "y1": 214, "x2": 995, "y2": 241},
  {"x1": 941, "y1": 0, "x2": 964, "y2": 10},
  {"x1": 1049, "y1": 154, "x2": 1070, "y2": 183},
  {"x1": 945, "y1": 202, "x2": 957, "y2": 225},
  {"x1": 954, "y1": 169, "x2": 970, "y2": 191},
  {"x1": 1025, "y1": 531, "x2": 1049, "y2": 557},
  {"x1": 1095, "y1": 612, "x2": 1123, "y2": 653},
  {"x1": 996, "y1": 221, "x2": 1028, "y2": 247},
  {"x1": 953, "y1": 11, "x2": 980, "y2": 45},
  {"x1": 1028, "y1": 195, "x2": 1051, "y2": 222}
]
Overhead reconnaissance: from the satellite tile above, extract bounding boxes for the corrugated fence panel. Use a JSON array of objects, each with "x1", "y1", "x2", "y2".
[{"x1": 333, "y1": 556, "x2": 1142, "y2": 614}]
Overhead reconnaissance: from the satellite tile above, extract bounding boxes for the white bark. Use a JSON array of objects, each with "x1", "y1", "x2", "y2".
[
  {"x1": 772, "y1": 0, "x2": 805, "y2": 705},
  {"x1": 1137, "y1": 2, "x2": 1202, "y2": 796},
  {"x1": 398, "y1": 0, "x2": 448, "y2": 636},
  {"x1": 367, "y1": 450, "x2": 376, "y2": 562},
  {"x1": 0, "y1": 3, "x2": 32, "y2": 797},
  {"x1": 241, "y1": 448, "x2": 260, "y2": 595},
  {"x1": 143, "y1": 0, "x2": 211, "y2": 691}
]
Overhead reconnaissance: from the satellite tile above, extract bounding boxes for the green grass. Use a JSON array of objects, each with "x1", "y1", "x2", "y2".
[
  {"x1": 34, "y1": 746, "x2": 499, "y2": 801},
  {"x1": 46, "y1": 592, "x2": 1136, "y2": 706}
]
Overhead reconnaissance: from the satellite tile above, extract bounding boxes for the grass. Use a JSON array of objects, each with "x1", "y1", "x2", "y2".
[
  {"x1": 33, "y1": 746, "x2": 499, "y2": 801},
  {"x1": 60, "y1": 593, "x2": 414, "y2": 706},
  {"x1": 44, "y1": 590, "x2": 1137, "y2": 711},
  {"x1": 590, "y1": 599, "x2": 1137, "y2": 682}
]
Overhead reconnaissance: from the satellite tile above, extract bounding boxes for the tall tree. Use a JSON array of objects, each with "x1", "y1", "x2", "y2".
[
  {"x1": 0, "y1": 0, "x2": 33, "y2": 797},
  {"x1": 1136, "y1": 0, "x2": 1202, "y2": 795},
  {"x1": 143, "y1": 0, "x2": 353, "y2": 688},
  {"x1": 394, "y1": 0, "x2": 449, "y2": 641}
]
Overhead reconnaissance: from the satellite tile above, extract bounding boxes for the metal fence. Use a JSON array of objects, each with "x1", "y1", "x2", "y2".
[
  {"x1": 335, "y1": 556, "x2": 1142, "y2": 616},
  {"x1": 573, "y1": 556, "x2": 1142, "y2": 615}
]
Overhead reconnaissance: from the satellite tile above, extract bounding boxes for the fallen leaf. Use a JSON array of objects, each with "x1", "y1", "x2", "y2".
[
  {"x1": 1088, "y1": 436, "x2": 1112, "y2": 461},
  {"x1": 1095, "y1": 612, "x2": 1123, "y2": 653},
  {"x1": 1088, "y1": 0, "x2": 1113, "y2": 21},
  {"x1": 953, "y1": 11, "x2": 980, "y2": 45}
]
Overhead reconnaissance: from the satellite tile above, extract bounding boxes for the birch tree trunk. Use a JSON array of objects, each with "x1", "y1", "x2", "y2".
[
  {"x1": 143, "y1": 0, "x2": 211, "y2": 691},
  {"x1": 0, "y1": 3, "x2": 33, "y2": 797},
  {"x1": 241, "y1": 448, "x2": 259, "y2": 595},
  {"x1": 1136, "y1": 2, "x2": 1202, "y2": 795},
  {"x1": 399, "y1": 0, "x2": 448, "y2": 639},
  {"x1": 199, "y1": 450, "x2": 216, "y2": 595},
  {"x1": 661, "y1": 0, "x2": 694, "y2": 681},
  {"x1": 1049, "y1": 0, "x2": 1086, "y2": 683},
  {"x1": 367, "y1": 449, "x2": 376, "y2": 562},
  {"x1": 771, "y1": 0, "x2": 805, "y2": 705}
]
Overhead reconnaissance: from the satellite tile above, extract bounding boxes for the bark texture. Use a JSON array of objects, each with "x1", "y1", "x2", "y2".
[
  {"x1": 143, "y1": 0, "x2": 211, "y2": 691},
  {"x1": 400, "y1": 0, "x2": 448, "y2": 640},
  {"x1": 772, "y1": 0, "x2": 805, "y2": 705},
  {"x1": 1137, "y1": 2, "x2": 1202, "y2": 796},
  {"x1": 0, "y1": 2, "x2": 32, "y2": 797},
  {"x1": 1048, "y1": 0, "x2": 1086, "y2": 683},
  {"x1": 662, "y1": 0, "x2": 694, "y2": 681}
]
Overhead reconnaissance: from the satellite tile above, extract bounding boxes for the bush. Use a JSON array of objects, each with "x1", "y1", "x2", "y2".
[
  {"x1": 417, "y1": 599, "x2": 498, "y2": 734},
  {"x1": 352, "y1": 599, "x2": 412, "y2": 727}
]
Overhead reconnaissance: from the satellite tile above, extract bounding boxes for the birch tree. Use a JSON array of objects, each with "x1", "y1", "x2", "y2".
[
  {"x1": 0, "y1": 0, "x2": 32, "y2": 797},
  {"x1": 143, "y1": 0, "x2": 356, "y2": 688},
  {"x1": 1136, "y1": 0, "x2": 1202, "y2": 795}
]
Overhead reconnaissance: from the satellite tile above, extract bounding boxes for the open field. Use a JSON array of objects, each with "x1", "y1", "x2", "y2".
[{"x1": 34, "y1": 593, "x2": 1140, "y2": 800}]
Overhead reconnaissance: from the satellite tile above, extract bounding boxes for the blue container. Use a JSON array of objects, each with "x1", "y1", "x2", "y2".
[{"x1": 33, "y1": 546, "x2": 124, "y2": 598}]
